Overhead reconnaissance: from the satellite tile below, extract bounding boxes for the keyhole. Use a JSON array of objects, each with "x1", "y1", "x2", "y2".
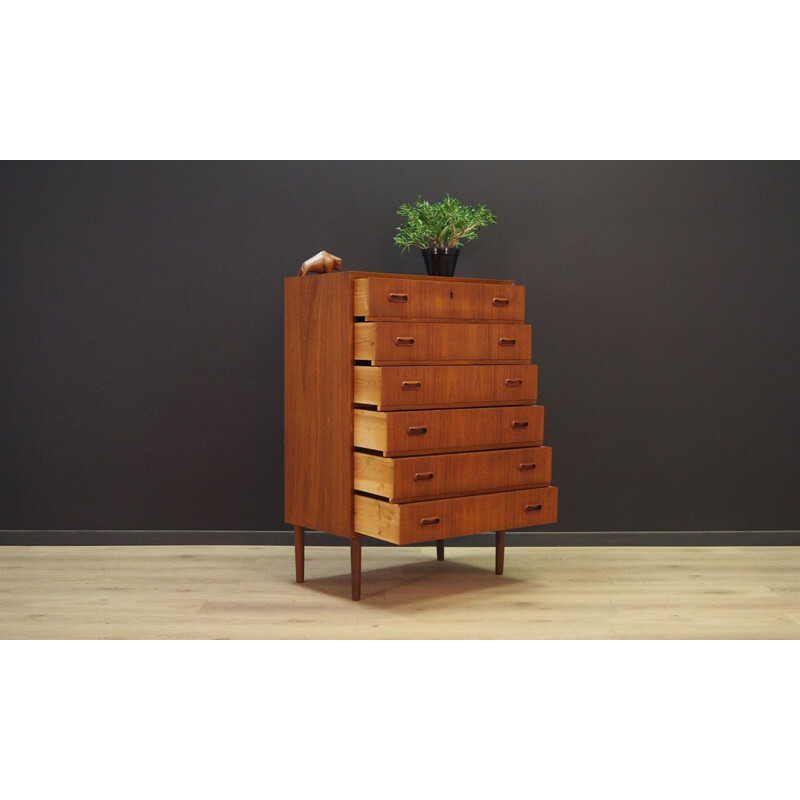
[{"x1": 449, "y1": 291, "x2": 454, "y2": 298}]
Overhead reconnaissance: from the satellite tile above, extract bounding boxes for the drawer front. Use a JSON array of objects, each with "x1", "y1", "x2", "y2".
[
  {"x1": 354, "y1": 446, "x2": 552, "y2": 502},
  {"x1": 353, "y1": 405, "x2": 544, "y2": 456},
  {"x1": 354, "y1": 277, "x2": 525, "y2": 321},
  {"x1": 354, "y1": 486, "x2": 558, "y2": 544},
  {"x1": 354, "y1": 322, "x2": 531, "y2": 364},
  {"x1": 354, "y1": 364, "x2": 537, "y2": 410}
]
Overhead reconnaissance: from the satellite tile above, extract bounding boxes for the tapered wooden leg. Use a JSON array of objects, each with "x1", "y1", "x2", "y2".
[
  {"x1": 495, "y1": 530, "x2": 506, "y2": 575},
  {"x1": 436, "y1": 539, "x2": 445, "y2": 561},
  {"x1": 350, "y1": 534, "x2": 362, "y2": 601},
  {"x1": 293, "y1": 526, "x2": 305, "y2": 583}
]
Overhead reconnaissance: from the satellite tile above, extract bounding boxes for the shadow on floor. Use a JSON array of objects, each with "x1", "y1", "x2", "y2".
[{"x1": 299, "y1": 554, "x2": 525, "y2": 606}]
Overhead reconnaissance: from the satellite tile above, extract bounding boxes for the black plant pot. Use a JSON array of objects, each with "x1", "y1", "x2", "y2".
[{"x1": 421, "y1": 247, "x2": 460, "y2": 277}]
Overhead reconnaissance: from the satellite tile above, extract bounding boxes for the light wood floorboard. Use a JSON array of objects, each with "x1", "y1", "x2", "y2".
[{"x1": 1, "y1": 545, "x2": 799, "y2": 639}]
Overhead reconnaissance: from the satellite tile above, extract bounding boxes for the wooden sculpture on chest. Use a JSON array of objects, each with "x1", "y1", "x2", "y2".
[{"x1": 298, "y1": 250, "x2": 343, "y2": 277}]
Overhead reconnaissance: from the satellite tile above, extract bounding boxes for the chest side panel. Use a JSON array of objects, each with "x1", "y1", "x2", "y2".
[{"x1": 285, "y1": 272, "x2": 354, "y2": 538}]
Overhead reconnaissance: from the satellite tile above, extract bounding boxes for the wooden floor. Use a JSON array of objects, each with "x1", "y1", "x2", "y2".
[{"x1": 1, "y1": 545, "x2": 799, "y2": 639}]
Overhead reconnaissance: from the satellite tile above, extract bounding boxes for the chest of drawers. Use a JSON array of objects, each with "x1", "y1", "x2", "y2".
[{"x1": 284, "y1": 270, "x2": 557, "y2": 600}]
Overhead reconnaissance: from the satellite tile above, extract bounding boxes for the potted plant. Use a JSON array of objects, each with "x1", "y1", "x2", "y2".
[{"x1": 393, "y1": 194, "x2": 497, "y2": 276}]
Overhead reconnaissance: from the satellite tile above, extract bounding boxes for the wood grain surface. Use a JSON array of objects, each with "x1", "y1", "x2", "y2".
[
  {"x1": 354, "y1": 277, "x2": 525, "y2": 321},
  {"x1": 354, "y1": 322, "x2": 532, "y2": 364},
  {"x1": 354, "y1": 364, "x2": 538, "y2": 410},
  {"x1": 354, "y1": 446, "x2": 552, "y2": 502},
  {"x1": 4, "y1": 545, "x2": 798, "y2": 639},
  {"x1": 284, "y1": 271, "x2": 354, "y2": 538},
  {"x1": 353, "y1": 405, "x2": 545, "y2": 456},
  {"x1": 354, "y1": 486, "x2": 558, "y2": 544},
  {"x1": 347, "y1": 272, "x2": 514, "y2": 284}
]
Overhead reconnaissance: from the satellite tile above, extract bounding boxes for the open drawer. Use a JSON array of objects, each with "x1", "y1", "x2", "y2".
[
  {"x1": 354, "y1": 447, "x2": 552, "y2": 502},
  {"x1": 353, "y1": 486, "x2": 558, "y2": 545}
]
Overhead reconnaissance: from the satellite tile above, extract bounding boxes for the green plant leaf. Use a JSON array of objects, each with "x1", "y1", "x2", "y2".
[{"x1": 393, "y1": 194, "x2": 497, "y2": 253}]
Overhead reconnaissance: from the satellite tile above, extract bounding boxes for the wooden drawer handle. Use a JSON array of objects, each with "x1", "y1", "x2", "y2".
[
  {"x1": 414, "y1": 472, "x2": 434, "y2": 482},
  {"x1": 389, "y1": 293, "x2": 408, "y2": 303},
  {"x1": 492, "y1": 297, "x2": 510, "y2": 306},
  {"x1": 395, "y1": 337, "x2": 415, "y2": 346},
  {"x1": 407, "y1": 426, "x2": 427, "y2": 436},
  {"x1": 499, "y1": 337, "x2": 516, "y2": 346},
  {"x1": 525, "y1": 504, "x2": 543, "y2": 512},
  {"x1": 505, "y1": 379, "x2": 523, "y2": 388},
  {"x1": 401, "y1": 380, "x2": 421, "y2": 390},
  {"x1": 420, "y1": 516, "x2": 440, "y2": 527},
  {"x1": 519, "y1": 463, "x2": 537, "y2": 471},
  {"x1": 511, "y1": 420, "x2": 528, "y2": 428}
]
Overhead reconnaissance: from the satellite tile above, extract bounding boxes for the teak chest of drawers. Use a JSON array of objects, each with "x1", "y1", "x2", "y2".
[{"x1": 284, "y1": 270, "x2": 558, "y2": 600}]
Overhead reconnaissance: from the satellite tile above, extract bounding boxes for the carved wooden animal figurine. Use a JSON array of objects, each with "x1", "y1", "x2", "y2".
[{"x1": 298, "y1": 250, "x2": 343, "y2": 277}]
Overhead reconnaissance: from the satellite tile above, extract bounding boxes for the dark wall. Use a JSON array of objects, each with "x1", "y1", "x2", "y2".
[{"x1": 2, "y1": 161, "x2": 799, "y2": 534}]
